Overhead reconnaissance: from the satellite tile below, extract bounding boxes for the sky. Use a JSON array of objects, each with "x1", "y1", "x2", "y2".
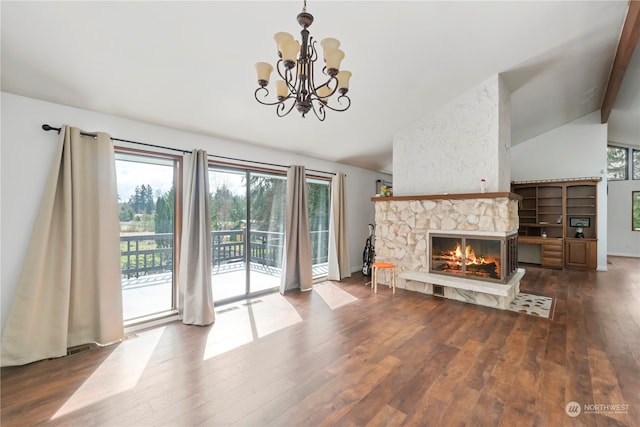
[
  {"x1": 115, "y1": 159, "x2": 174, "y2": 201},
  {"x1": 115, "y1": 159, "x2": 248, "y2": 202}
]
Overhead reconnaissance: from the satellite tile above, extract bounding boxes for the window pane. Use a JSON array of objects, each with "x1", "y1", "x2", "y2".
[
  {"x1": 307, "y1": 178, "x2": 330, "y2": 278},
  {"x1": 633, "y1": 149, "x2": 640, "y2": 180},
  {"x1": 209, "y1": 168, "x2": 249, "y2": 301},
  {"x1": 633, "y1": 192, "x2": 640, "y2": 231},
  {"x1": 249, "y1": 172, "x2": 286, "y2": 293},
  {"x1": 607, "y1": 146, "x2": 628, "y2": 181},
  {"x1": 116, "y1": 153, "x2": 176, "y2": 321}
]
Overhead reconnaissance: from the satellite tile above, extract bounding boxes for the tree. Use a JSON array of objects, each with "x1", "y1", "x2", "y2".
[
  {"x1": 155, "y1": 187, "x2": 174, "y2": 247},
  {"x1": 119, "y1": 203, "x2": 134, "y2": 222},
  {"x1": 250, "y1": 175, "x2": 285, "y2": 233},
  {"x1": 307, "y1": 181, "x2": 330, "y2": 232},
  {"x1": 210, "y1": 183, "x2": 245, "y2": 230},
  {"x1": 633, "y1": 192, "x2": 640, "y2": 231},
  {"x1": 607, "y1": 146, "x2": 628, "y2": 180},
  {"x1": 145, "y1": 184, "x2": 155, "y2": 213}
]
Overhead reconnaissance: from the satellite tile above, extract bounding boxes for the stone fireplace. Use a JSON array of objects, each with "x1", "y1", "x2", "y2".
[
  {"x1": 376, "y1": 75, "x2": 523, "y2": 309},
  {"x1": 372, "y1": 192, "x2": 524, "y2": 309}
]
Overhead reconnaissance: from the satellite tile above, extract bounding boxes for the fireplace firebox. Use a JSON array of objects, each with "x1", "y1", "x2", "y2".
[{"x1": 429, "y1": 233, "x2": 518, "y2": 284}]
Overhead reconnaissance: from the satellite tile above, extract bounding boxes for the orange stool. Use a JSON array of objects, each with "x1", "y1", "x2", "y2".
[{"x1": 372, "y1": 262, "x2": 396, "y2": 294}]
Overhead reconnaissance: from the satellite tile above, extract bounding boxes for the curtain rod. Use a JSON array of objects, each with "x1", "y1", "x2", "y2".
[
  {"x1": 41, "y1": 124, "x2": 336, "y2": 176},
  {"x1": 42, "y1": 124, "x2": 189, "y2": 154},
  {"x1": 205, "y1": 153, "x2": 335, "y2": 175}
]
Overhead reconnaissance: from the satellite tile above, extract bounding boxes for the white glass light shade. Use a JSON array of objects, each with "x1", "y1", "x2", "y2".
[
  {"x1": 273, "y1": 32, "x2": 294, "y2": 54},
  {"x1": 337, "y1": 70, "x2": 352, "y2": 90},
  {"x1": 324, "y1": 48, "x2": 345, "y2": 71},
  {"x1": 276, "y1": 80, "x2": 288, "y2": 98},
  {"x1": 255, "y1": 62, "x2": 273, "y2": 84},
  {"x1": 320, "y1": 37, "x2": 341, "y2": 50},
  {"x1": 281, "y1": 39, "x2": 301, "y2": 63}
]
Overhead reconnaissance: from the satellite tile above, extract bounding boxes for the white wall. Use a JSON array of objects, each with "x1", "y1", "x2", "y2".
[
  {"x1": 393, "y1": 75, "x2": 511, "y2": 195},
  {"x1": 0, "y1": 92, "x2": 390, "y2": 334},
  {"x1": 510, "y1": 111, "x2": 609, "y2": 270},
  {"x1": 607, "y1": 174, "x2": 640, "y2": 257}
]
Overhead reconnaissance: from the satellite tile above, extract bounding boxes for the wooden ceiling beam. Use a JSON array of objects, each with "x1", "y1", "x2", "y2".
[{"x1": 601, "y1": 0, "x2": 640, "y2": 123}]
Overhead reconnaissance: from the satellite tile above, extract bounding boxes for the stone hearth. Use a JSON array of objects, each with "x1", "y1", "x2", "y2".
[{"x1": 372, "y1": 192, "x2": 524, "y2": 310}]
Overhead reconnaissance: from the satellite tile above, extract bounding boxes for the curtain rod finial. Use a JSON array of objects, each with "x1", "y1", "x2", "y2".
[{"x1": 42, "y1": 124, "x2": 61, "y2": 133}]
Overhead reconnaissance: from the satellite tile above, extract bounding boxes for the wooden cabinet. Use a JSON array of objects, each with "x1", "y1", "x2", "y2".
[
  {"x1": 566, "y1": 184, "x2": 597, "y2": 239},
  {"x1": 541, "y1": 239, "x2": 564, "y2": 269},
  {"x1": 565, "y1": 238, "x2": 597, "y2": 269},
  {"x1": 519, "y1": 236, "x2": 564, "y2": 269},
  {"x1": 512, "y1": 185, "x2": 564, "y2": 239},
  {"x1": 512, "y1": 179, "x2": 599, "y2": 270}
]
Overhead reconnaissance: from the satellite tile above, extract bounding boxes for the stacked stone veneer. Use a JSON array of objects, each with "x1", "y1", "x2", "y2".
[{"x1": 373, "y1": 195, "x2": 519, "y2": 289}]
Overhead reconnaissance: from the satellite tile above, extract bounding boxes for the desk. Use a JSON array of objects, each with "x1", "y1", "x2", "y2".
[{"x1": 519, "y1": 236, "x2": 564, "y2": 269}]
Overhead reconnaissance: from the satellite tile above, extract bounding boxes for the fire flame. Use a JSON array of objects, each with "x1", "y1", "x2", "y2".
[
  {"x1": 449, "y1": 243, "x2": 488, "y2": 266},
  {"x1": 435, "y1": 243, "x2": 501, "y2": 278}
]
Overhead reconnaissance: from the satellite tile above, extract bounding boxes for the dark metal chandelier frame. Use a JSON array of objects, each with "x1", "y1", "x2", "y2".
[{"x1": 254, "y1": 1, "x2": 351, "y2": 121}]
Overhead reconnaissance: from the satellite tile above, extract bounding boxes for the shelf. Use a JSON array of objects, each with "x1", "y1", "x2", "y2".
[{"x1": 512, "y1": 180, "x2": 598, "y2": 270}]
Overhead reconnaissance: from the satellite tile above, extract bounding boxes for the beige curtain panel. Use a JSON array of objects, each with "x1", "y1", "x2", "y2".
[
  {"x1": 280, "y1": 165, "x2": 313, "y2": 293},
  {"x1": 328, "y1": 172, "x2": 351, "y2": 280},
  {"x1": 1, "y1": 126, "x2": 124, "y2": 367},
  {"x1": 178, "y1": 149, "x2": 215, "y2": 325}
]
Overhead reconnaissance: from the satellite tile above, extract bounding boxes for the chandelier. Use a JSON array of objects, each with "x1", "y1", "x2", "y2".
[{"x1": 254, "y1": 0, "x2": 351, "y2": 121}]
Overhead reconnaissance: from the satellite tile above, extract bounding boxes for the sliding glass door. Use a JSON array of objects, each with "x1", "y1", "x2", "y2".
[
  {"x1": 208, "y1": 167, "x2": 286, "y2": 302},
  {"x1": 114, "y1": 150, "x2": 332, "y2": 319},
  {"x1": 208, "y1": 166, "x2": 330, "y2": 303},
  {"x1": 208, "y1": 168, "x2": 248, "y2": 301},
  {"x1": 248, "y1": 172, "x2": 287, "y2": 294},
  {"x1": 307, "y1": 178, "x2": 330, "y2": 278},
  {"x1": 115, "y1": 152, "x2": 177, "y2": 321}
]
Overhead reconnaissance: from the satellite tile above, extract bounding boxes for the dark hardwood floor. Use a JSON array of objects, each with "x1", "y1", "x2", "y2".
[{"x1": 2, "y1": 257, "x2": 639, "y2": 426}]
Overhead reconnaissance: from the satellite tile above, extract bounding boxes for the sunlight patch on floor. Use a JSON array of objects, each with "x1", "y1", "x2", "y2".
[
  {"x1": 51, "y1": 327, "x2": 165, "y2": 420},
  {"x1": 203, "y1": 293, "x2": 302, "y2": 361},
  {"x1": 314, "y1": 282, "x2": 358, "y2": 309}
]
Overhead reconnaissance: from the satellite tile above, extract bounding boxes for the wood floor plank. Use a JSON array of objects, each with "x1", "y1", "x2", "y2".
[{"x1": 2, "y1": 257, "x2": 639, "y2": 426}]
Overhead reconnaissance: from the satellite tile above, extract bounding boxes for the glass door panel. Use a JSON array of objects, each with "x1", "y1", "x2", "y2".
[
  {"x1": 307, "y1": 178, "x2": 330, "y2": 278},
  {"x1": 115, "y1": 152, "x2": 176, "y2": 321},
  {"x1": 208, "y1": 168, "x2": 248, "y2": 301},
  {"x1": 249, "y1": 172, "x2": 286, "y2": 294}
]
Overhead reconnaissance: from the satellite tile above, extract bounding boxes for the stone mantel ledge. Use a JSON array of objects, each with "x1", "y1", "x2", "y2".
[{"x1": 371, "y1": 192, "x2": 522, "y2": 202}]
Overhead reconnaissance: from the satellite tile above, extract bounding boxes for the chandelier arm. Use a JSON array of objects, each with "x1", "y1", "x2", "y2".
[
  {"x1": 255, "y1": 87, "x2": 278, "y2": 106},
  {"x1": 274, "y1": 60, "x2": 296, "y2": 92},
  {"x1": 314, "y1": 76, "x2": 339, "y2": 97},
  {"x1": 310, "y1": 100, "x2": 327, "y2": 121},
  {"x1": 321, "y1": 94, "x2": 351, "y2": 112},
  {"x1": 254, "y1": 87, "x2": 295, "y2": 107},
  {"x1": 276, "y1": 98, "x2": 298, "y2": 117},
  {"x1": 308, "y1": 38, "x2": 318, "y2": 62}
]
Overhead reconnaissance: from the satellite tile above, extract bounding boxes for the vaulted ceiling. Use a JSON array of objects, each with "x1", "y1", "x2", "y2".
[{"x1": 1, "y1": 1, "x2": 638, "y2": 174}]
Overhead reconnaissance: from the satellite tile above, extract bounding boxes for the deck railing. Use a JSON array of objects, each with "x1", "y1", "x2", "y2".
[{"x1": 120, "y1": 229, "x2": 328, "y2": 279}]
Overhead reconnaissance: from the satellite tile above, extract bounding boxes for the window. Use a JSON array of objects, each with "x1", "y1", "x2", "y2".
[
  {"x1": 207, "y1": 166, "x2": 332, "y2": 303},
  {"x1": 307, "y1": 178, "x2": 331, "y2": 278},
  {"x1": 633, "y1": 149, "x2": 640, "y2": 180},
  {"x1": 607, "y1": 145, "x2": 628, "y2": 181},
  {"x1": 633, "y1": 192, "x2": 640, "y2": 231},
  {"x1": 116, "y1": 151, "x2": 179, "y2": 322}
]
